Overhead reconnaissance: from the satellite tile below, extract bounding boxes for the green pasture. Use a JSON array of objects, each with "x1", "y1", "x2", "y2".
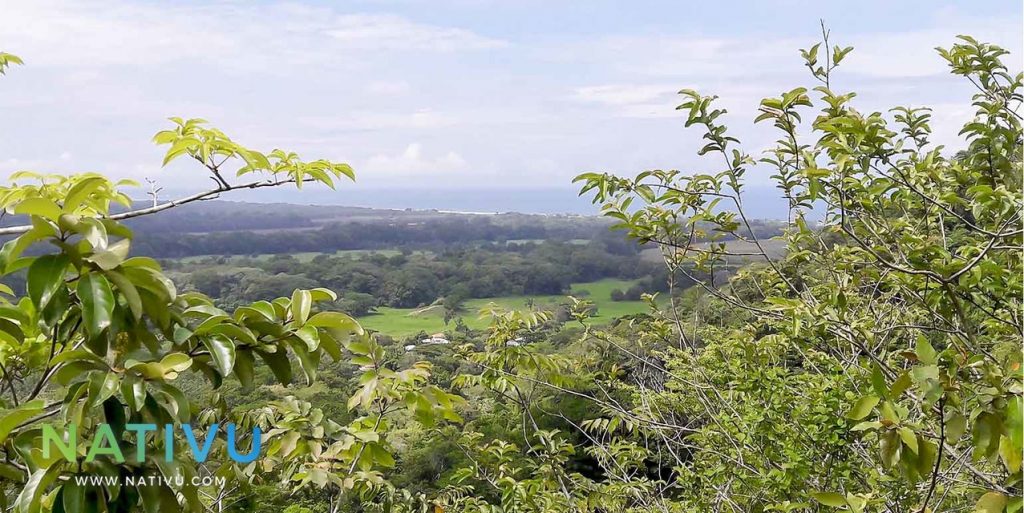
[
  {"x1": 357, "y1": 278, "x2": 653, "y2": 337},
  {"x1": 173, "y1": 248, "x2": 422, "y2": 264}
]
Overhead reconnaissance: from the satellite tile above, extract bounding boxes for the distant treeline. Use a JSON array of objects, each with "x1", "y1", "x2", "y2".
[
  {"x1": 133, "y1": 215, "x2": 620, "y2": 258},
  {"x1": 0, "y1": 200, "x2": 786, "y2": 259},
  {"x1": 121, "y1": 203, "x2": 784, "y2": 258}
]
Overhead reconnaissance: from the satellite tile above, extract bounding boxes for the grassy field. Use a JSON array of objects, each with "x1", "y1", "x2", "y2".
[
  {"x1": 357, "y1": 278, "x2": 653, "y2": 337},
  {"x1": 504, "y1": 238, "x2": 590, "y2": 246},
  {"x1": 173, "y1": 249, "x2": 422, "y2": 264},
  {"x1": 640, "y1": 238, "x2": 788, "y2": 263}
]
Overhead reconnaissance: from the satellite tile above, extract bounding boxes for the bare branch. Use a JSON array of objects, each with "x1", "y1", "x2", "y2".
[{"x1": 0, "y1": 177, "x2": 298, "y2": 236}]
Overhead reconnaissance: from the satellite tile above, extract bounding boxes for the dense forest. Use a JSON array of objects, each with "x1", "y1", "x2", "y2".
[
  {"x1": 0, "y1": 200, "x2": 786, "y2": 259},
  {"x1": 129, "y1": 213, "x2": 620, "y2": 258},
  {"x1": 0, "y1": 25, "x2": 1020, "y2": 513},
  {"x1": 167, "y1": 241, "x2": 666, "y2": 311}
]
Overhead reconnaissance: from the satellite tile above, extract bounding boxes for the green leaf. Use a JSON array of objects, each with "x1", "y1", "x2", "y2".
[
  {"x1": 234, "y1": 350, "x2": 255, "y2": 388},
  {"x1": 15, "y1": 465, "x2": 62, "y2": 513},
  {"x1": 0, "y1": 399, "x2": 44, "y2": 445},
  {"x1": 290, "y1": 340, "x2": 320, "y2": 385},
  {"x1": 811, "y1": 492, "x2": 847, "y2": 508},
  {"x1": 14, "y1": 198, "x2": 62, "y2": 221},
  {"x1": 347, "y1": 338, "x2": 372, "y2": 356},
  {"x1": 291, "y1": 289, "x2": 312, "y2": 324},
  {"x1": 86, "y1": 238, "x2": 131, "y2": 270},
  {"x1": 27, "y1": 254, "x2": 69, "y2": 310},
  {"x1": 976, "y1": 492, "x2": 1007, "y2": 513},
  {"x1": 161, "y1": 138, "x2": 198, "y2": 166},
  {"x1": 915, "y1": 335, "x2": 937, "y2": 365},
  {"x1": 890, "y1": 371, "x2": 912, "y2": 397},
  {"x1": 152, "y1": 383, "x2": 190, "y2": 423},
  {"x1": 293, "y1": 326, "x2": 320, "y2": 351},
  {"x1": 368, "y1": 443, "x2": 395, "y2": 468},
  {"x1": 318, "y1": 330, "x2": 343, "y2": 361},
  {"x1": 945, "y1": 410, "x2": 968, "y2": 443},
  {"x1": 88, "y1": 371, "x2": 119, "y2": 407},
  {"x1": 879, "y1": 401, "x2": 900, "y2": 424},
  {"x1": 870, "y1": 363, "x2": 888, "y2": 398},
  {"x1": 154, "y1": 456, "x2": 200, "y2": 508},
  {"x1": 880, "y1": 429, "x2": 902, "y2": 467},
  {"x1": 61, "y1": 482, "x2": 86, "y2": 513},
  {"x1": 69, "y1": 217, "x2": 108, "y2": 249},
  {"x1": 259, "y1": 348, "x2": 293, "y2": 385},
  {"x1": 1007, "y1": 395, "x2": 1022, "y2": 450},
  {"x1": 912, "y1": 364, "x2": 939, "y2": 383},
  {"x1": 898, "y1": 426, "x2": 919, "y2": 454},
  {"x1": 129, "y1": 353, "x2": 192, "y2": 380},
  {"x1": 1008, "y1": 497, "x2": 1022, "y2": 513},
  {"x1": 851, "y1": 421, "x2": 882, "y2": 432},
  {"x1": 120, "y1": 376, "x2": 146, "y2": 412},
  {"x1": 973, "y1": 412, "x2": 1002, "y2": 458},
  {"x1": 203, "y1": 335, "x2": 236, "y2": 376},
  {"x1": 306, "y1": 311, "x2": 361, "y2": 331},
  {"x1": 77, "y1": 274, "x2": 115, "y2": 339},
  {"x1": 105, "y1": 270, "x2": 143, "y2": 320},
  {"x1": 160, "y1": 353, "x2": 193, "y2": 374},
  {"x1": 846, "y1": 395, "x2": 879, "y2": 420},
  {"x1": 309, "y1": 288, "x2": 337, "y2": 302},
  {"x1": 64, "y1": 176, "x2": 107, "y2": 212},
  {"x1": 999, "y1": 436, "x2": 1021, "y2": 474},
  {"x1": 0, "y1": 227, "x2": 48, "y2": 272},
  {"x1": 122, "y1": 266, "x2": 176, "y2": 302}
]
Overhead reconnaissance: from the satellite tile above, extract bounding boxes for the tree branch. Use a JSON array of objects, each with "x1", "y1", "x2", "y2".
[{"x1": 0, "y1": 177, "x2": 298, "y2": 236}]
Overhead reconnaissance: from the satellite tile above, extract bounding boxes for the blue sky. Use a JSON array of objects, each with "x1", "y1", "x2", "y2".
[{"x1": 0, "y1": 1, "x2": 1020, "y2": 213}]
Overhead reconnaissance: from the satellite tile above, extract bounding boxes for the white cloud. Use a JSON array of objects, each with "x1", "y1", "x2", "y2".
[
  {"x1": 549, "y1": 35, "x2": 795, "y2": 80},
  {"x1": 919, "y1": 102, "x2": 978, "y2": 151},
  {"x1": 841, "y1": 20, "x2": 1022, "y2": 78},
  {"x1": 0, "y1": 157, "x2": 42, "y2": 174},
  {"x1": 325, "y1": 14, "x2": 506, "y2": 51},
  {"x1": 550, "y1": 15, "x2": 1021, "y2": 85},
  {"x1": 0, "y1": 0, "x2": 507, "y2": 71},
  {"x1": 363, "y1": 143, "x2": 467, "y2": 175},
  {"x1": 574, "y1": 84, "x2": 676, "y2": 105},
  {"x1": 0, "y1": 151, "x2": 74, "y2": 174},
  {"x1": 0, "y1": 1, "x2": 238, "y2": 68},
  {"x1": 365, "y1": 81, "x2": 413, "y2": 95},
  {"x1": 298, "y1": 109, "x2": 457, "y2": 132},
  {"x1": 573, "y1": 83, "x2": 689, "y2": 118},
  {"x1": 0, "y1": 0, "x2": 1019, "y2": 203}
]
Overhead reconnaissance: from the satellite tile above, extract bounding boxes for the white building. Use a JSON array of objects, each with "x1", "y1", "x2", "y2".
[{"x1": 420, "y1": 332, "x2": 450, "y2": 345}]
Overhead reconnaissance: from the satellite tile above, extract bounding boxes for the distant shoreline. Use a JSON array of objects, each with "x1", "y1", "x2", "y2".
[{"x1": 121, "y1": 185, "x2": 796, "y2": 221}]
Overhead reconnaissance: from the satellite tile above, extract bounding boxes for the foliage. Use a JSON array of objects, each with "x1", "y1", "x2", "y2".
[
  {"x1": 0, "y1": 53, "x2": 22, "y2": 75},
  {"x1": 2, "y1": 25, "x2": 1022, "y2": 513},
  {"x1": 0, "y1": 55, "x2": 461, "y2": 513},
  {"x1": 566, "y1": 32, "x2": 1021, "y2": 512},
  {"x1": 165, "y1": 244, "x2": 663, "y2": 315},
  {"x1": 121, "y1": 211, "x2": 634, "y2": 259},
  {"x1": 386, "y1": 30, "x2": 1022, "y2": 513}
]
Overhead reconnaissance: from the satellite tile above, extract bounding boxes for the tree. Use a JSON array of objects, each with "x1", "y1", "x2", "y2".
[
  {"x1": 405, "y1": 30, "x2": 1022, "y2": 512},
  {"x1": 0, "y1": 55, "x2": 461, "y2": 512},
  {"x1": 570, "y1": 31, "x2": 1022, "y2": 512},
  {"x1": 336, "y1": 292, "x2": 378, "y2": 317}
]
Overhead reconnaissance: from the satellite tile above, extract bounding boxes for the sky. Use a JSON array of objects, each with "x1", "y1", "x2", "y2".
[{"x1": 0, "y1": 0, "x2": 1021, "y2": 215}]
